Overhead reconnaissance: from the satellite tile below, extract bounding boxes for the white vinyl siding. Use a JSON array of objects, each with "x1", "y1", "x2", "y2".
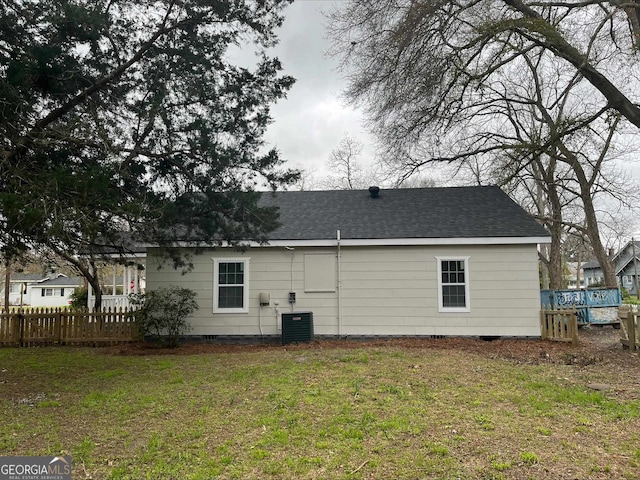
[
  {"x1": 436, "y1": 257, "x2": 470, "y2": 313},
  {"x1": 147, "y1": 244, "x2": 541, "y2": 337},
  {"x1": 304, "y1": 254, "x2": 336, "y2": 292},
  {"x1": 213, "y1": 258, "x2": 249, "y2": 313}
]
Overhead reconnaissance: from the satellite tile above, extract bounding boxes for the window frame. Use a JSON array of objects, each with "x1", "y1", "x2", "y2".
[
  {"x1": 436, "y1": 256, "x2": 471, "y2": 313},
  {"x1": 213, "y1": 258, "x2": 250, "y2": 314}
]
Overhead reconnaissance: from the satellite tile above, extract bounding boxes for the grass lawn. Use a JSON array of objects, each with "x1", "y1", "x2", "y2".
[{"x1": 0, "y1": 337, "x2": 639, "y2": 479}]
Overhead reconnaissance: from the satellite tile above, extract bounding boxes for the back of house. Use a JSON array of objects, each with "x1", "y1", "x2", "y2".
[{"x1": 146, "y1": 186, "x2": 550, "y2": 340}]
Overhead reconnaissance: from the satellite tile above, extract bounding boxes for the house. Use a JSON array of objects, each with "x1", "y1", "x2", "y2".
[
  {"x1": 615, "y1": 240, "x2": 640, "y2": 295},
  {"x1": 582, "y1": 259, "x2": 605, "y2": 288},
  {"x1": 28, "y1": 275, "x2": 84, "y2": 307},
  {"x1": 582, "y1": 241, "x2": 640, "y2": 295},
  {"x1": 6, "y1": 273, "x2": 83, "y2": 307},
  {"x1": 6, "y1": 274, "x2": 46, "y2": 306},
  {"x1": 145, "y1": 186, "x2": 550, "y2": 339}
]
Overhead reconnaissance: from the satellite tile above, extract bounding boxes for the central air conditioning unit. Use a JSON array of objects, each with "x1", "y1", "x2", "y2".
[{"x1": 281, "y1": 312, "x2": 314, "y2": 345}]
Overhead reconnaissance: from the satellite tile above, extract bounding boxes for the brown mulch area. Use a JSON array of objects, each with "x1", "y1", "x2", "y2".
[{"x1": 102, "y1": 325, "x2": 637, "y2": 367}]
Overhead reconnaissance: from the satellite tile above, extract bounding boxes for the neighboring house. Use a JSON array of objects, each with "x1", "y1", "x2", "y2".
[
  {"x1": 582, "y1": 260, "x2": 605, "y2": 288},
  {"x1": 580, "y1": 241, "x2": 640, "y2": 295},
  {"x1": 29, "y1": 275, "x2": 84, "y2": 307},
  {"x1": 6, "y1": 274, "x2": 83, "y2": 307},
  {"x1": 6, "y1": 274, "x2": 46, "y2": 306},
  {"x1": 146, "y1": 186, "x2": 550, "y2": 339},
  {"x1": 615, "y1": 240, "x2": 640, "y2": 295}
]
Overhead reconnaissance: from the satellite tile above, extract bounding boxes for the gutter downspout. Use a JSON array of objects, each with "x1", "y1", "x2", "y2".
[{"x1": 337, "y1": 229, "x2": 342, "y2": 336}]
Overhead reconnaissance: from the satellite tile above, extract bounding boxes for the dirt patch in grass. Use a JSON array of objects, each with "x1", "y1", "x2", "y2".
[
  {"x1": 102, "y1": 325, "x2": 633, "y2": 366},
  {"x1": 102, "y1": 326, "x2": 640, "y2": 405}
]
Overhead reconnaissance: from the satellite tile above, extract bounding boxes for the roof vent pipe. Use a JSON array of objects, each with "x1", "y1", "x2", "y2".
[{"x1": 368, "y1": 186, "x2": 380, "y2": 198}]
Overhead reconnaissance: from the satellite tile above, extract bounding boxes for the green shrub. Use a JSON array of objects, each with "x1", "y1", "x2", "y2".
[
  {"x1": 69, "y1": 287, "x2": 88, "y2": 309},
  {"x1": 130, "y1": 286, "x2": 198, "y2": 347}
]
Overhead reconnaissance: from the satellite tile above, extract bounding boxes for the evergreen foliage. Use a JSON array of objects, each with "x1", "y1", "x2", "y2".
[{"x1": 0, "y1": 0, "x2": 297, "y2": 268}]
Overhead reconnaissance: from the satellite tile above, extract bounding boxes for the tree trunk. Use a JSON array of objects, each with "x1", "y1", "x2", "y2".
[
  {"x1": 74, "y1": 261, "x2": 102, "y2": 310},
  {"x1": 88, "y1": 275, "x2": 102, "y2": 310},
  {"x1": 548, "y1": 222, "x2": 564, "y2": 289},
  {"x1": 4, "y1": 261, "x2": 9, "y2": 311},
  {"x1": 532, "y1": 157, "x2": 564, "y2": 289},
  {"x1": 53, "y1": 248, "x2": 103, "y2": 309},
  {"x1": 576, "y1": 249, "x2": 582, "y2": 289},
  {"x1": 544, "y1": 173, "x2": 565, "y2": 289},
  {"x1": 582, "y1": 199, "x2": 616, "y2": 287},
  {"x1": 539, "y1": 243, "x2": 550, "y2": 290},
  {"x1": 572, "y1": 164, "x2": 617, "y2": 287}
]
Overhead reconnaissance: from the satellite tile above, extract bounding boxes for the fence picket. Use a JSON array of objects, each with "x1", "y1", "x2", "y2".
[{"x1": 541, "y1": 304, "x2": 578, "y2": 345}]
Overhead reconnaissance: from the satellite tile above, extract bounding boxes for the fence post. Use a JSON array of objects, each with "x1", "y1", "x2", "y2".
[
  {"x1": 54, "y1": 311, "x2": 62, "y2": 344},
  {"x1": 569, "y1": 306, "x2": 578, "y2": 345},
  {"x1": 630, "y1": 311, "x2": 637, "y2": 352},
  {"x1": 13, "y1": 311, "x2": 23, "y2": 347},
  {"x1": 11, "y1": 312, "x2": 18, "y2": 347}
]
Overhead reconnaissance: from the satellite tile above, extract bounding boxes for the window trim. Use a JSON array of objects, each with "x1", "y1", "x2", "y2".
[
  {"x1": 436, "y1": 256, "x2": 470, "y2": 313},
  {"x1": 213, "y1": 258, "x2": 250, "y2": 314}
]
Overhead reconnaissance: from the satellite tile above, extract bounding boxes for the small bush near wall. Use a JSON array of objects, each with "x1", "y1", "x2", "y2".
[
  {"x1": 69, "y1": 287, "x2": 88, "y2": 309},
  {"x1": 130, "y1": 286, "x2": 198, "y2": 348}
]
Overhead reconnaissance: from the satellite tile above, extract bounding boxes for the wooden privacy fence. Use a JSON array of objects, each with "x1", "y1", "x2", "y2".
[
  {"x1": 540, "y1": 305, "x2": 578, "y2": 345},
  {"x1": 618, "y1": 305, "x2": 640, "y2": 351},
  {"x1": 0, "y1": 307, "x2": 139, "y2": 347}
]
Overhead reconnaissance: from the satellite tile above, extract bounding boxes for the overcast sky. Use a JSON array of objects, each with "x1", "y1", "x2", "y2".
[
  {"x1": 256, "y1": 0, "x2": 377, "y2": 182},
  {"x1": 245, "y1": 1, "x2": 640, "y2": 196}
]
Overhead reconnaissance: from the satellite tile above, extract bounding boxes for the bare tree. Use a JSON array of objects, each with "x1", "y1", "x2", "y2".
[
  {"x1": 394, "y1": 175, "x2": 437, "y2": 189},
  {"x1": 328, "y1": 0, "x2": 640, "y2": 287},
  {"x1": 328, "y1": 1, "x2": 640, "y2": 136},
  {"x1": 291, "y1": 167, "x2": 321, "y2": 191},
  {"x1": 322, "y1": 134, "x2": 384, "y2": 190}
]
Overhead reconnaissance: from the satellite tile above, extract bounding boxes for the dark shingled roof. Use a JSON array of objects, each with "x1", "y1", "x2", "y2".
[
  {"x1": 258, "y1": 186, "x2": 549, "y2": 241},
  {"x1": 36, "y1": 276, "x2": 83, "y2": 287},
  {"x1": 10, "y1": 274, "x2": 46, "y2": 282},
  {"x1": 582, "y1": 260, "x2": 601, "y2": 270}
]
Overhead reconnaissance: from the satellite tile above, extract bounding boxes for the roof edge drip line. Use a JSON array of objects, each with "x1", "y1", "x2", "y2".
[{"x1": 167, "y1": 236, "x2": 551, "y2": 249}]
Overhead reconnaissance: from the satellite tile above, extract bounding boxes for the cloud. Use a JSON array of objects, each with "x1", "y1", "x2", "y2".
[{"x1": 263, "y1": 1, "x2": 376, "y2": 177}]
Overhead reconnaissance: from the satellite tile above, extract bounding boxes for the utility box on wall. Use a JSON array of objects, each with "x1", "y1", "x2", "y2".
[{"x1": 281, "y1": 312, "x2": 314, "y2": 345}]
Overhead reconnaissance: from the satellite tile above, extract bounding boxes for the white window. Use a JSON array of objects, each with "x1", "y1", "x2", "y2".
[
  {"x1": 436, "y1": 257, "x2": 470, "y2": 313},
  {"x1": 213, "y1": 258, "x2": 249, "y2": 313},
  {"x1": 41, "y1": 288, "x2": 63, "y2": 297}
]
